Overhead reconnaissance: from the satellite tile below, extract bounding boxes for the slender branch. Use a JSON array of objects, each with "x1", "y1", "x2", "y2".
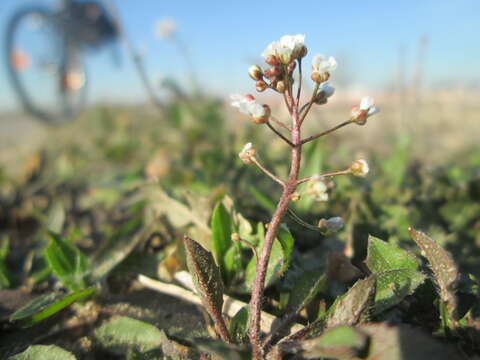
[
  {"x1": 287, "y1": 208, "x2": 324, "y2": 233},
  {"x1": 270, "y1": 115, "x2": 292, "y2": 132},
  {"x1": 296, "y1": 59, "x2": 303, "y2": 106},
  {"x1": 236, "y1": 236, "x2": 259, "y2": 263},
  {"x1": 299, "y1": 83, "x2": 320, "y2": 125},
  {"x1": 300, "y1": 120, "x2": 352, "y2": 145},
  {"x1": 267, "y1": 122, "x2": 294, "y2": 147},
  {"x1": 296, "y1": 169, "x2": 351, "y2": 186},
  {"x1": 251, "y1": 157, "x2": 286, "y2": 188}
]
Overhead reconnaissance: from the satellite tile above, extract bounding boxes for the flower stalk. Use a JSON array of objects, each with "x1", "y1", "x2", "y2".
[{"x1": 230, "y1": 34, "x2": 379, "y2": 359}]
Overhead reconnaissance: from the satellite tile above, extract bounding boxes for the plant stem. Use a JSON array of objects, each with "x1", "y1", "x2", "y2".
[
  {"x1": 296, "y1": 169, "x2": 351, "y2": 185},
  {"x1": 250, "y1": 157, "x2": 286, "y2": 188},
  {"x1": 266, "y1": 122, "x2": 294, "y2": 147},
  {"x1": 249, "y1": 107, "x2": 302, "y2": 360},
  {"x1": 300, "y1": 120, "x2": 352, "y2": 145}
]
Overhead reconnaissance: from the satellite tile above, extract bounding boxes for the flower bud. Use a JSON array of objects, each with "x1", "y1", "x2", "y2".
[
  {"x1": 311, "y1": 71, "x2": 330, "y2": 84},
  {"x1": 350, "y1": 106, "x2": 367, "y2": 125},
  {"x1": 251, "y1": 104, "x2": 270, "y2": 124},
  {"x1": 349, "y1": 159, "x2": 369, "y2": 177},
  {"x1": 298, "y1": 45, "x2": 308, "y2": 58},
  {"x1": 265, "y1": 55, "x2": 279, "y2": 66},
  {"x1": 275, "y1": 80, "x2": 286, "y2": 93},
  {"x1": 270, "y1": 66, "x2": 281, "y2": 77},
  {"x1": 256, "y1": 80, "x2": 268, "y2": 92},
  {"x1": 350, "y1": 96, "x2": 379, "y2": 125},
  {"x1": 248, "y1": 65, "x2": 263, "y2": 81},
  {"x1": 239, "y1": 143, "x2": 256, "y2": 164},
  {"x1": 318, "y1": 216, "x2": 344, "y2": 233}
]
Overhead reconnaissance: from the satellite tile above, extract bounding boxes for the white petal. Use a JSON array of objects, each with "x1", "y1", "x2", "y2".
[
  {"x1": 367, "y1": 106, "x2": 380, "y2": 116},
  {"x1": 360, "y1": 96, "x2": 375, "y2": 110}
]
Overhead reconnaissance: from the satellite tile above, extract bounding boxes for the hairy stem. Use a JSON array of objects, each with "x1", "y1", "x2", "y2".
[{"x1": 249, "y1": 109, "x2": 302, "y2": 359}]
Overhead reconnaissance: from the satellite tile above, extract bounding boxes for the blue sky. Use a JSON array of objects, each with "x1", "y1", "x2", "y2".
[{"x1": 1, "y1": 0, "x2": 479, "y2": 111}]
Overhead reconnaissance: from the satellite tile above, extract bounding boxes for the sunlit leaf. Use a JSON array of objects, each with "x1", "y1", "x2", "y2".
[
  {"x1": 326, "y1": 276, "x2": 376, "y2": 328},
  {"x1": 374, "y1": 270, "x2": 426, "y2": 314},
  {"x1": 95, "y1": 316, "x2": 163, "y2": 353},
  {"x1": 10, "y1": 287, "x2": 96, "y2": 326},
  {"x1": 44, "y1": 231, "x2": 90, "y2": 291},
  {"x1": 9, "y1": 345, "x2": 76, "y2": 360},
  {"x1": 366, "y1": 235, "x2": 419, "y2": 273},
  {"x1": 409, "y1": 228, "x2": 460, "y2": 321},
  {"x1": 211, "y1": 201, "x2": 233, "y2": 279},
  {"x1": 183, "y1": 236, "x2": 230, "y2": 342}
]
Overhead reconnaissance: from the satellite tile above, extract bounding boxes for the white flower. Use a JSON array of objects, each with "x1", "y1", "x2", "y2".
[
  {"x1": 239, "y1": 143, "x2": 256, "y2": 164},
  {"x1": 312, "y1": 54, "x2": 337, "y2": 74},
  {"x1": 307, "y1": 176, "x2": 329, "y2": 201},
  {"x1": 351, "y1": 96, "x2": 379, "y2": 124},
  {"x1": 350, "y1": 159, "x2": 369, "y2": 177},
  {"x1": 230, "y1": 94, "x2": 266, "y2": 119},
  {"x1": 261, "y1": 34, "x2": 305, "y2": 64},
  {"x1": 155, "y1": 18, "x2": 177, "y2": 39}
]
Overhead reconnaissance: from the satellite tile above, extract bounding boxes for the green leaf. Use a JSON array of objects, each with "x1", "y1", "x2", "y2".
[
  {"x1": 290, "y1": 325, "x2": 368, "y2": 359},
  {"x1": 374, "y1": 270, "x2": 426, "y2": 315},
  {"x1": 0, "y1": 236, "x2": 11, "y2": 289},
  {"x1": 10, "y1": 287, "x2": 96, "y2": 326},
  {"x1": 44, "y1": 231, "x2": 90, "y2": 291},
  {"x1": 326, "y1": 276, "x2": 376, "y2": 328},
  {"x1": 211, "y1": 201, "x2": 233, "y2": 278},
  {"x1": 228, "y1": 306, "x2": 249, "y2": 343},
  {"x1": 286, "y1": 271, "x2": 327, "y2": 315},
  {"x1": 9, "y1": 345, "x2": 76, "y2": 360},
  {"x1": 366, "y1": 235, "x2": 419, "y2": 273},
  {"x1": 409, "y1": 228, "x2": 460, "y2": 321},
  {"x1": 277, "y1": 225, "x2": 295, "y2": 273},
  {"x1": 95, "y1": 316, "x2": 163, "y2": 353},
  {"x1": 183, "y1": 236, "x2": 230, "y2": 342}
]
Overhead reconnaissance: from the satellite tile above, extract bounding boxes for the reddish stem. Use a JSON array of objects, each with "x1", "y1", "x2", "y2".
[{"x1": 249, "y1": 103, "x2": 302, "y2": 360}]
